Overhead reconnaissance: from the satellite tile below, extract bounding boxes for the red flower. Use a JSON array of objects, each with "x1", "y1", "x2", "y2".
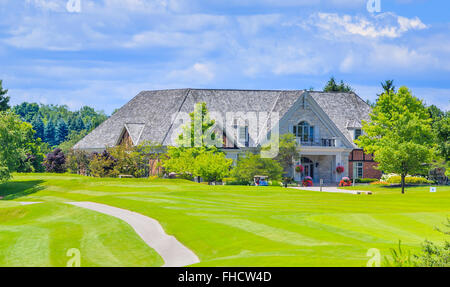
[
  {"x1": 336, "y1": 165, "x2": 345, "y2": 174},
  {"x1": 295, "y1": 165, "x2": 304, "y2": 173}
]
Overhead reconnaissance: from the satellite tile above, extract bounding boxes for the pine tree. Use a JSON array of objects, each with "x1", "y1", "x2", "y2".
[
  {"x1": 0, "y1": 80, "x2": 10, "y2": 111},
  {"x1": 55, "y1": 119, "x2": 69, "y2": 145},
  {"x1": 44, "y1": 121, "x2": 56, "y2": 146},
  {"x1": 32, "y1": 115, "x2": 44, "y2": 140},
  {"x1": 74, "y1": 116, "x2": 85, "y2": 131}
]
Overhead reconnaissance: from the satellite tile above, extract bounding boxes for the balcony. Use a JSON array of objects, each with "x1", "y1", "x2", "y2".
[{"x1": 296, "y1": 138, "x2": 337, "y2": 147}]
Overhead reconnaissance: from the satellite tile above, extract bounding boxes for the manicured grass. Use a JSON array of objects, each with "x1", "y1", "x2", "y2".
[{"x1": 1, "y1": 173, "x2": 449, "y2": 267}]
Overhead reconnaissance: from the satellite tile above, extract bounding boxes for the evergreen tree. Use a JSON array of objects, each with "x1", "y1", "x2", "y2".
[
  {"x1": 31, "y1": 115, "x2": 44, "y2": 140},
  {"x1": 55, "y1": 119, "x2": 69, "y2": 145},
  {"x1": 0, "y1": 80, "x2": 10, "y2": 112},
  {"x1": 73, "y1": 116, "x2": 85, "y2": 132},
  {"x1": 44, "y1": 120, "x2": 56, "y2": 146},
  {"x1": 323, "y1": 77, "x2": 353, "y2": 92}
]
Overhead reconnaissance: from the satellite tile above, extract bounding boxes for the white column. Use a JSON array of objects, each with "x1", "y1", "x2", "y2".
[{"x1": 335, "y1": 152, "x2": 342, "y2": 182}]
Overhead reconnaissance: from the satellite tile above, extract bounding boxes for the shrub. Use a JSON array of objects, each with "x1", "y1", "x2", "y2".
[
  {"x1": 232, "y1": 152, "x2": 283, "y2": 183},
  {"x1": 387, "y1": 175, "x2": 432, "y2": 184},
  {"x1": 355, "y1": 178, "x2": 378, "y2": 183},
  {"x1": 110, "y1": 144, "x2": 148, "y2": 178},
  {"x1": 43, "y1": 148, "x2": 66, "y2": 173},
  {"x1": 370, "y1": 180, "x2": 389, "y2": 185},
  {"x1": 224, "y1": 178, "x2": 250, "y2": 186},
  {"x1": 295, "y1": 165, "x2": 304, "y2": 173},
  {"x1": 66, "y1": 149, "x2": 90, "y2": 175},
  {"x1": 89, "y1": 150, "x2": 118, "y2": 178}
]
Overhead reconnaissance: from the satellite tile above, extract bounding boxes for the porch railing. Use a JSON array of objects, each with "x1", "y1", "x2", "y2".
[{"x1": 296, "y1": 138, "x2": 336, "y2": 147}]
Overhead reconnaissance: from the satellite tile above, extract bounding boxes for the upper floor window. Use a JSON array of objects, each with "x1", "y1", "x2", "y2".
[
  {"x1": 238, "y1": 125, "x2": 249, "y2": 147},
  {"x1": 354, "y1": 129, "x2": 362, "y2": 140},
  {"x1": 293, "y1": 121, "x2": 314, "y2": 142}
]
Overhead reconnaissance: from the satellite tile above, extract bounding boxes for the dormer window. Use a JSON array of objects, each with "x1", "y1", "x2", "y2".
[
  {"x1": 354, "y1": 129, "x2": 362, "y2": 140},
  {"x1": 294, "y1": 121, "x2": 314, "y2": 142}
]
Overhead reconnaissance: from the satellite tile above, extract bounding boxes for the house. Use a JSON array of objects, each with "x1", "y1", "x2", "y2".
[{"x1": 73, "y1": 89, "x2": 381, "y2": 183}]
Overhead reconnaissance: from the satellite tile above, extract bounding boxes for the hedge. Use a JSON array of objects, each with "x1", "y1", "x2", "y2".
[{"x1": 386, "y1": 176, "x2": 433, "y2": 184}]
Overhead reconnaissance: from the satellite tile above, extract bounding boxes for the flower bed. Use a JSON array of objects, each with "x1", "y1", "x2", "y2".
[
  {"x1": 339, "y1": 177, "x2": 352, "y2": 187},
  {"x1": 302, "y1": 176, "x2": 313, "y2": 187}
]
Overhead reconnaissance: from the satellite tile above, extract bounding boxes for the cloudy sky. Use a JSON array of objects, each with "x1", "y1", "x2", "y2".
[{"x1": 0, "y1": 0, "x2": 449, "y2": 114}]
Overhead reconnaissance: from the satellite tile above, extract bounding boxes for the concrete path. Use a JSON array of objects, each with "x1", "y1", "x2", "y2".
[
  {"x1": 19, "y1": 202, "x2": 42, "y2": 205},
  {"x1": 66, "y1": 202, "x2": 200, "y2": 267},
  {"x1": 290, "y1": 186, "x2": 372, "y2": 195}
]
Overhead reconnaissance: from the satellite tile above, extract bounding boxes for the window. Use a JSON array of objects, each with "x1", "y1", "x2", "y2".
[
  {"x1": 238, "y1": 126, "x2": 249, "y2": 147},
  {"x1": 353, "y1": 162, "x2": 363, "y2": 179},
  {"x1": 294, "y1": 121, "x2": 314, "y2": 142},
  {"x1": 354, "y1": 129, "x2": 362, "y2": 140}
]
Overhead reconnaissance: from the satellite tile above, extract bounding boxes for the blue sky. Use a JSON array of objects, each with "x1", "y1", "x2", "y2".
[{"x1": 0, "y1": 0, "x2": 449, "y2": 114}]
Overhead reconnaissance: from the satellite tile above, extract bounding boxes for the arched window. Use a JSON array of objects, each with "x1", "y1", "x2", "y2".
[{"x1": 293, "y1": 121, "x2": 314, "y2": 142}]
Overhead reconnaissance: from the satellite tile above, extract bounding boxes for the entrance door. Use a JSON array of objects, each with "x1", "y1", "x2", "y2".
[{"x1": 302, "y1": 157, "x2": 314, "y2": 179}]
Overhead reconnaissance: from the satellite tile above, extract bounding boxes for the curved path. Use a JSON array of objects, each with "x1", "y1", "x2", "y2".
[{"x1": 67, "y1": 202, "x2": 200, "y2": 267}]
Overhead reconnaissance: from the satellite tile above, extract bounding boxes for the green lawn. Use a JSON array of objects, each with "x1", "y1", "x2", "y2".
[{"x1": 0, "y1": 173, "x2": 449, "y2": 267}]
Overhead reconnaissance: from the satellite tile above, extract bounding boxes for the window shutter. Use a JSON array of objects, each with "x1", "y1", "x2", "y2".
[{"x1": 314, "y1": 126, "x2": 320, "y2": 143}]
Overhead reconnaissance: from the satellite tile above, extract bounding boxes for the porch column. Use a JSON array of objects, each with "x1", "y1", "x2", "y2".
[{"x1": 335, "y1": 152, "x2": 342, "y2": 182}]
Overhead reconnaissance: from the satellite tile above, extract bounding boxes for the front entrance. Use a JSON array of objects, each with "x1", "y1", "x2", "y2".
[
  {"x1": 302, "y1": 157, "x2": 314, "y2": 179},
  {"x1": 294, "y1": 157, "x2": 315, "y2": 182}
]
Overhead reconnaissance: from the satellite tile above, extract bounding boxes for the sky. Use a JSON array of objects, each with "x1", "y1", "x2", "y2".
[{"x1": 0, "y1": 0, "x2": 449, "y2": 114}]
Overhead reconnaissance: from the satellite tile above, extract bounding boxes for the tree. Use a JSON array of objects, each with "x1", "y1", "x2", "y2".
[
  {"x1": 162, "y1": 146, "x2": 201, "y2": 179},
  {"x1": 0, "y1": 80, "x2": 10, "y2": 112},
  {"x1": 381, "y1": 80, "x2": 395, "y2": 94},
  {"x1": 43, "y1": 148, "x2": 67, "y2": 173},
  {"x1": 274, "y1": 134, "x2": 300, "y2": 173},
  {"x1": 31, "y1": 115, "x2": 45, "y2": 140},
  {"x1": 89, "y1": 150, "x2": 118, "y2": 178},
  {"x1": 55, "y1": 119, "x2": 69, "y2": 145},
  {"x1": 178, "y1": 102, "x2": 219, "y2": 148},
  {"x1": 323, "y1": 77, "x2": 353, "y2": 92},
  {"x1": 433, "y1": 113, "x2": 449, "y2": 161},
  {"x1": 194, "y1": 149, "x2": 232, "y2": 183},
  {"x1": 44, "y1": 120, "x2": 56, "y2": 146},
  {"x1": 356, "y1": 86, "x2": 434, "y2": 194},
  {"x1": 0, "y1": 111, "x2": 39, "y2": 181},
  {"x1": 58, "y1": 130, "x2": 88, "y2": 155},
  {"x1": 232, "y1": 152, "x2": 283, "y2": 183}
]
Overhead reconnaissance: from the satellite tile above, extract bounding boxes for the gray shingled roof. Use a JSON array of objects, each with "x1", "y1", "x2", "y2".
[
  {"x1": 309, "y1": 92, "x2": 371, "y2": 146},
  {"x1": 74, "y1": 89, "x2": 370, "y2": 150}
]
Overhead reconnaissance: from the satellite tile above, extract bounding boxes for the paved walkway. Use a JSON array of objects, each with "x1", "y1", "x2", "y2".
[
  {"x1": 19, "y1": 202, "x2": 42, "y2": 205},
  {"x1": 289, "y1": 186, "x2": 371, "y2": 194},
  {"x1": 66, "y1": 202, "x2": 200, "y2": 267}
]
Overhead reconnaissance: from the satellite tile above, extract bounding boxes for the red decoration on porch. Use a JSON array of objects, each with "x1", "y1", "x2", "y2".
[
  {"x1": 336, "y1": 165, "x2": 345, "y2": 174},
  {"x1": 339, "y1": 177, "x2": 352, "y2": 187},
  {"x1": 295, "y1": 165, "x2": 304, "y2": 173}
]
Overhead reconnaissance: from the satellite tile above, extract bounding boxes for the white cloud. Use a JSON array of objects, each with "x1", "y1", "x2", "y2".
[
  {"x1": 309, "y1": 12, "x2": 427, "y2": 38},
  {"x1": 168, "y1": 63, "x2": 215, "y2": 84}
]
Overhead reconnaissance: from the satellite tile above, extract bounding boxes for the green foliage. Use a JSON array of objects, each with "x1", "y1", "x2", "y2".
[
  {"x1": 386, "y1": 175, "x2": 432, "y2": 185},
  {"x1": 0, "y1": 111, "x2": 41, "y2": 181},
  {"x1": 323, "y1": 77, "x2": 353, "y2": 92},
  {"x1": 55, "y1": 119, "x2": 69, "y2": 145},
  {"x1": 12, "y1": 102, "x2": 108, "y2": 147},
  {"x1": 58, "y1": 130, "x2": 88, "y2": 155},
  {"x1": 89, "y1": 150, "x2": 118, "y2": 178},
  {"x1": 381, "y1": 80, "x2": 395, "y2": 94},
  {"x1": 177, "y1": 102, "x2": 220, "y2": 148},
  {"x1": 66, "y1": 149, "x2": 90, "y2": 175},
  {"x1": 44, "y1": 121, "x2": 56, "y2": 146},
  {"x1": 355, "y1": 178, "x2": 378, "y2": 183},
  {"x1": 193, "y1": 149, "x2": 233, "y2": 183},
  {"x1": 109, "y1": 144, "x2": 149, "y2": 178},
  {"x1": 356, "y1": 86, "x2": 435, "y2": 193},
  {"x1": 274, "y1": 134, "x2": 300, "y2": 173},
  {"x1": 162, "y1": 146, "x2": 231, "y2": 182},
  {"x1": 383, "y1": 241, "x2": 415, "y2": 267},
  {"x1": 0, "y1": 80, "x2": 10, "y2": 112},
  {"x1": 232, "y1": 152, "x2": 283, "y2": 183},
  {"x1": 432, "y1": 112, "x2": 449, "y2": 161}
]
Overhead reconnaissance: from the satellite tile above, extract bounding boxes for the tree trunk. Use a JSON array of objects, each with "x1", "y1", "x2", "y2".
[{"x1": 401, "y1": 174, "x2": 406, "y2": 194}]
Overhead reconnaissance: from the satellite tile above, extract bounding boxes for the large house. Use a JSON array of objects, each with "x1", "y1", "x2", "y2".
[{"x1": 74, "y1": 89, "x2": 382, "y2": 183}]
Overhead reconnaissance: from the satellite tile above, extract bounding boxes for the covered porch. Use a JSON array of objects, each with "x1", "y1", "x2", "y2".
[{"x1": 291, "y1": 149, "x2": 351, "y2": 184}]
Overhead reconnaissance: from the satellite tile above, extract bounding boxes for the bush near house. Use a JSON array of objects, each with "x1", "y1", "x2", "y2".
[
  {"x1": 386, "y1": 176, "x2": 433, "y2": 185},
  {"x1": 43, "y1": 148, "x2": 66, "y2": 173},
  {"x1": 355, "y1": 178, "x2": 379, "y2": 184}
]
